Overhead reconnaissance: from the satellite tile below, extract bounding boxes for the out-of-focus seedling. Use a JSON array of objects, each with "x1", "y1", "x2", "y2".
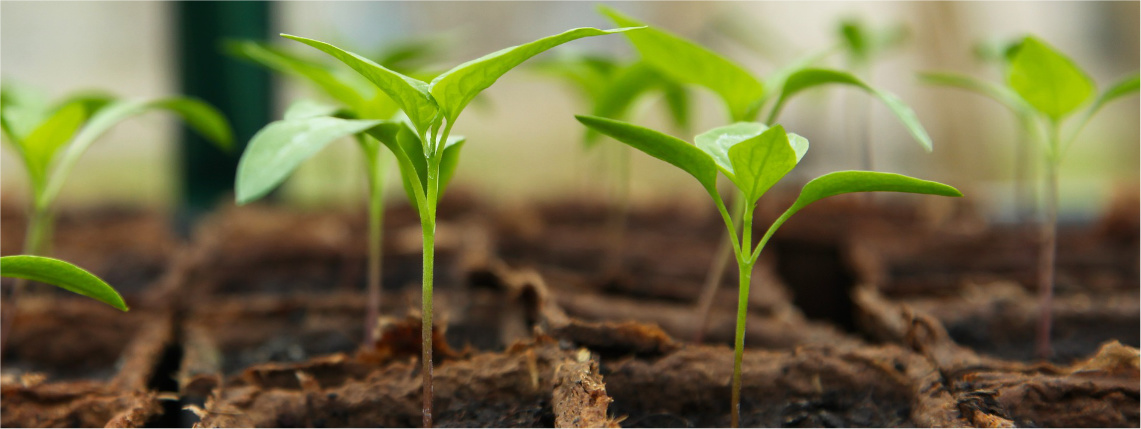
[
  {"x1": 597, "y1": 6, "x2": 935, "y2": 342},
  {"x1": 280, "y1": 26, "x2": 638, "y2": 427},
  {"x1": 230, "y1": 38, "x2": 446, "y2": 346},
  {"x1": 578, "y1": 115, "x2": 961, "y2": 427},
  {"x1": 534, "y1": 53, "x2": 691, "y2": 273},
  {"x1": 928, "y1": 36, "x2": 1138, "y2": 358}
]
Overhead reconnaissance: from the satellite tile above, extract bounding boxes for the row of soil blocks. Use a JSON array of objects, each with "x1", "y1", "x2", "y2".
[{"x1": 1, "y1": 193, "x2": 1137, "y2": 427}]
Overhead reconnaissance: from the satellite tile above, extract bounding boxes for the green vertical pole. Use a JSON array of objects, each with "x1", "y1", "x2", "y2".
[{"x1": 175, "y1": 1, "x2": 273, "y2": 229}]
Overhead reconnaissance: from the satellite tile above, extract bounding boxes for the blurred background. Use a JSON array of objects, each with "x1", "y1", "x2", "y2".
[{"x1": 2, "y1": 1, "x2": 1137, "y2": 223}]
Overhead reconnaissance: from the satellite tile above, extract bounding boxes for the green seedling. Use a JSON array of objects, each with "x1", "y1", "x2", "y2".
[
  {"x1": 837, "y1": 18, "x2": 911, "y2": 171},
  {"x1": 927, "y1": 37, "x2": 1138, "y2": 358},
  {"x1": 534, "y1": 53, "x2": 691, "y2": 273},
  {"x1": 230, "y1": 38, "x2": 446, "y2": 346},
  {"x1": 278, "y1": 26, "x2": 637, "y2": 427},
  {"x1": 578, "y1": 115, "x2": 961, "y2": 427},
  {"x1": 0, "y1": 85, "x2": 232, "y2": 260},
  {"x1": 1, "y1": 255, "x2": 127, "y2": 312},
  {"x1": 598, "y1": 6, "x2": 935, "y2": 343}
]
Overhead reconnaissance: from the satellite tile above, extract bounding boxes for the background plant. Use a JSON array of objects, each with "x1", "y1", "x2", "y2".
[
  {"x1": 577, "y1": 115, "x2": 961, "y2": 427},
  {"x1": 942, "y1": 36, "x2": 1137, "y2": 358},
  {"x1": 598, "y1": 7, "x2": 935, "y2": 341},
  {"x1": 278, "y1": 26, "x2": 637, "y2": 427},
  {"x1": 533, "y1": 53, "x2": 691, "y2": 273},
  {"x1": 230, "y1": 37, "x2": 446, "y2": 346}
]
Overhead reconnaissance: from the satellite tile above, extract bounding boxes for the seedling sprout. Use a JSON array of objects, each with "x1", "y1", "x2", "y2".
[
  {"x1": 578, "y1": 116, "x2": 961, "y2": 427},
  {"x1": 280, "y1": 26, "x2": 638, "y2": 427}
]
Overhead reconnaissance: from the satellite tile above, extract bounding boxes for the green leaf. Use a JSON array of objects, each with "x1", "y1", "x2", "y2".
[
  {"x1": 585, "y1": 62, "x2": 667, "y2": 146},
  {"x1": 1, "y1": 255, "x2": 127, "y2": 311},
  {"x1": 771, "y1": 68, "x2": 932, "y2": 151},
  {"x1": 20, "y1": 102, "x2": 87, "y2": 189},
  {"x1": 235, "y1": 116, "x2": 382, "y2": 204},
  {"x1": 600, "y1": 6, "x2": 764, "y2": 122},
  {"x1": 729, "y1": 125, "x2": 801, "y2": 203},
  {"x1": 917, "y1": 71, "x2": 1031, "y2": 116},
  {"x1": 437, "y1": 137, "x2": 465, "y2": 201},
  {"x1": 283, "y1": 34, "x2": 439, "y2": 134},
  {"x1": 786, "y1": 171, "x2": 961, "y2": 216},
  {"x1": 226, "y1": 40, "x2": 373, "y2": 113},
  {"x1": 695, "y1": 122, "x2": 768, "y2": 180},
  {"x1": 576, "y1": 115, "x2": 718, "y2": 195},
  {"x1": 429, "y1": 27, "x2": 639, "y2": 124},
  {"x1": 1007, "y1": 36, "x2": 1094, "y2": 122},
  {"x1": 38, "y1": 98, "x2": 233, "y2": 209},
  {"x1": 0, "y1": 83, "x2": 52, "y2": 143}
]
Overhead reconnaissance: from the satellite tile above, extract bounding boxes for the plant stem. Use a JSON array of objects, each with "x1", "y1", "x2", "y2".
[
  {"x1": 2, "y1": 205, "x2": 51, "y2": 355},
  {"x1": 364, "y1": 152, "x2": 386, "y2": 345},
  {"x1": 420, "y1": 215, "x2": 435, "y2": 428},
  {"x1": 694, "y1": 190, "x2": 745, "y2": 343},
  {"x1": 729, "y1": 204, "x2": 754, "y2": 428},
  {"x1": 1035, "y1": 123, "x2": 1060, "y2": 360}
]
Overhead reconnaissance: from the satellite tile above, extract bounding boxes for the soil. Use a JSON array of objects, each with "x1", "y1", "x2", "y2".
[{"x1": 1, "y1": 191, "x2": 1136, "y2": 428}]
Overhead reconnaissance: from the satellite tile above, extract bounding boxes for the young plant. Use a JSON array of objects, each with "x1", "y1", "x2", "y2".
[
  {"x1": 533, "y1": 54, "x2": 690, "y2": 273},
  {"x1": 0, "y1": 85, "x2": 232, "y2": 261},
  {"x1": 836, "y1": 18, "x2": 910, "y2": 171},
  {"x1": 279, "y1": 26, "x2": 637, "y2": 427},
  {"x1": 229, "y1": 38, "x2": 444, "y2": 346},
  {"x1": 946, "y1": 36, "x2": 1137, "y2": 358},
  {"x1": 577, "y1": 115, "x2": 961, "y2": 427},
  {"x1": 597, "y1": 6, "x2": 935, "y2": 341}
]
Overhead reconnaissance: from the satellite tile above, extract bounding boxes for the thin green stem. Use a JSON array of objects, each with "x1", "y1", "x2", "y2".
[
  {"x1": 729, "y1": 203, "x2": 755, "y2": 428},
  {"x1": 420, "y1": 213, "x2": 435, "y2": 428},
  {"x1": 694, "y1": 189, "x2": 745, "y2": 343},
  {"x1": 1036, "y1": 122, "x2": 1061, "y2": 359}
]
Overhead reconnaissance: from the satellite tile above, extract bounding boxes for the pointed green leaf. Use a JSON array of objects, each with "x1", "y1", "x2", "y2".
[
  {"x1": 1, "y1": 255, "x2": 127, "y2": 311},
  {"x1": 282, "y1": 34, "x2": 439, "y2": 134},
  {"x1": 1007, "y1": 36, "x2": 1094, "y2": 122},
  {"x1": 226, "y1": 40, "x2": 372, "y2": 112},
  {"x1": 918, "y1": 71, "x2": 1031, "y2": 116},
  {"x1": 38, "y1": 98, "x2": 233, "y2": 209},
  {"x1": 21, "y1": 102, "x2": 87, "y2": 188},
  {"x1": 786, "y1": 171, "x2": 961, "y2": 217},
  {"x1": 363, "y1": 122, "x2": 429, "y2": 214},
  {"x1": 235, "y1": 117, "x2": 382, "y2": 204},
  {"x1": 430, "y1": 27, "x2": 639, "y2": 124},
  {"x1": 437, "y1": 137, "x2": 465, "y2": 202},
  {"x1": 729, "y1": 125, "x2": 801, "y2": 203},
  {"x1": 771, "y1": 68, "x2": 932, "y2": 151},
  {"x1": 576, "y1": 115, "x2": 718, "y2": 195},
  {"x1": 695, "y1": 122, "x2": 768, "y2": 180},
  {"x1": 600, "y1": 6, "x2": 764, "y2": 122}
]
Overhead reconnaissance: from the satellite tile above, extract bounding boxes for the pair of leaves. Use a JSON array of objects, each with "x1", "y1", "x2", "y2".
[
  {"x1": 284, "y1": 26, "x2": 638, "y2": 143},
  {"x1": 576, "y1": 115, "x2": 960, "y2": 225},
  {"x1": 235, "y1": 108, "x2": 464, "y2": 212},
  {"x1": 599, "y1": 6, "x2": 764, "y2": 122},
  {"x1": 600, "y1": 7, "x2": 932, "y2": 152},
  {"x1": 1, "y1": 255, "x2": 127, "y2": 311}
]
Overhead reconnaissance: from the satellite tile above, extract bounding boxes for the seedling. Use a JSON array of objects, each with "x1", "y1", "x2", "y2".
[
  {"x1": 836, "y1": 18, "x2": 911, "y2": 171},
  {"x1": 280, "y1": 26, "x2": 637, "y2": 427},
  {"x1": 230, "y1": 38, "x2": 445, "y2": 345},
  {"x1": 0, "y1": 85, "x2": 232, "y2": 261},
  {"x1": 577, "y1": 116, "x2": 961, "y2": 427},
  {"x1": 534, "y1": 54, "x2": 690, "y2": 273},
  {"x1": 928, "y1": 37, "x2": 1138, "y2": 358},
  {"x1": 597, "y1": 7, "x2": 935, "y2": 342}
]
